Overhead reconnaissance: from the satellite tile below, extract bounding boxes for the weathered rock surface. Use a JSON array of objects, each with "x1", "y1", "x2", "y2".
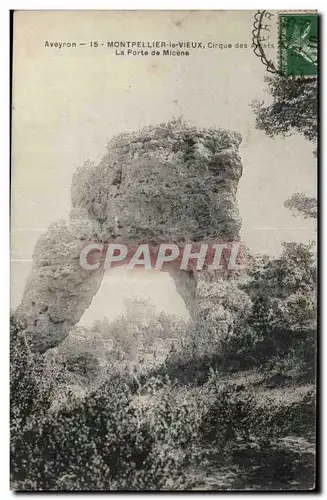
[
  {"x1": 17, "y1": 218, "x2": 104, "y2": 351},
  {"x1": 17, "y1": 119, "x2": 243, "y2": 352},
  {"x1": 72, "y1": 119, "x2": 242, "y2": 242}
]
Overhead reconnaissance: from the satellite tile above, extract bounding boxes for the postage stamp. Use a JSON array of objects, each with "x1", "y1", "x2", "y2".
[
  {"x1": 252, "y1": 10, "x2": 318, "y2": 78},
  {"x1": 279, "y1": 13, "x2": 318, "y2": 77}
]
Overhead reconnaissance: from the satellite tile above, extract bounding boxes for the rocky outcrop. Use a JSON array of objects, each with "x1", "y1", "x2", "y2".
[
  {"x1": 17, "y1": 217, "x2": 105, "y2": 352},
  {"x1": 71, "y1": 119, "x2": 242, "y2": 243},
  {"x1": 17, "y1": 119, "x2": 243, "y2": 352}
]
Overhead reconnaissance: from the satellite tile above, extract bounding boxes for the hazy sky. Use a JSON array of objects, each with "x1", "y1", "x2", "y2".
[{"x1": 11, "y1": 10, "x2": 317, "y2": 321}]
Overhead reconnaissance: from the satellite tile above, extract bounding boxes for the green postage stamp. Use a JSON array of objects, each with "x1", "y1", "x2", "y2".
[{"x1": 279, "y1": 12, "x2": 318, "y2": 77}]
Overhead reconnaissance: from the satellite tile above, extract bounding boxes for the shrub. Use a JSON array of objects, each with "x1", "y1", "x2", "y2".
[
  {"x1": 11, "y1": 372, "x2": 202, "y2": 491},
  {"x1": 10, "y1": 312, "x2": 63, "y2": 432},
  {"x1": 199, "y1": 371, "x2": 316, "y2": 449},
  {"x1": 64, "y1": 352, "x2": 100, "y2": 380}
]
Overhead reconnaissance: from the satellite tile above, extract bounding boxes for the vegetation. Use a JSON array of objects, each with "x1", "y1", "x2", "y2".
[
  {"x1": 251, "y1": 76, "x2": 317, "y2": 144},
  {"x1": 10, "y1": 75, "x2": 317, "y2": 491},
  {"x1": 251, "y1": 75, "x2": 317, "y2": 218},
  {"x1": 10, "y1": 237, "x2": 316, "y2": 490}
]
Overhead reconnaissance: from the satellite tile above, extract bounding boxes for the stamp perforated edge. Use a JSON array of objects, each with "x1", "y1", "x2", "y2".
[
  {"x1": 252, "y1": 10, "x2": 318, "y2": 79},
  {"x1": 276, "y1": 10, "x2": 318, "y2": 79}
]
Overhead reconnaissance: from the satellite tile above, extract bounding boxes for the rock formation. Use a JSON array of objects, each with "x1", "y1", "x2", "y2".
[{"x1": 17, "y1": 119, "x2": 243, "y2": 352}]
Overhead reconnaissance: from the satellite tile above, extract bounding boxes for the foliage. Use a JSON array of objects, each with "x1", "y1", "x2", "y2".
[
  {"x1": 251, "y1": 76, "x2": 317, "y2": 143},
  {"x1": 59, "y1": 298, "x2": 187, "y2": 369},
  {"x1": 284, "y1": 192, "x2": 317, "y2": 220},
  {"x1": 11, "y1": 373, "x2": 202, "y2": 491},
  {"x1": 151, "y1": 241, "x2": 316, "y2": 385},
  {"x1": 10, "y1": 312, "x2": 64, "y2": 433},
  {"x1": 251, "y1": 75, "x2": 317, "y2": 230},
  {"x1": 245, "y1": 242, "x2": 316, "y2": 332},
  {"x1": 10, "y1": 238, "x2": 317, "y2": 490},
  {"x1": 63, "y1": 351, "x2": 100, "y2": 380},
  {"x1": 200, "y1": 371, "x2": 315, "y2": 448}
]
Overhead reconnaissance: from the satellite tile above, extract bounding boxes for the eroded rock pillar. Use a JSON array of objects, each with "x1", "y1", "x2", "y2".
[
  {"x1": 17, "y1": 120, "x2": 243, "y2": 352},
  {"x1": 16, "y1": 217, "x2": 104, "y2": 352}
]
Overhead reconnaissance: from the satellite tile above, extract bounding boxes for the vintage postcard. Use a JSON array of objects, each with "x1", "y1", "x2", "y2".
[{"x1": 10, "y1": 10, "x2": 317, "y2": 491}]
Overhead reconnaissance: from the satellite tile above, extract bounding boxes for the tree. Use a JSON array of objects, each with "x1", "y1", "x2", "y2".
[
  {"x1": 251, "y1": 76, "x2": 317, "y2": 144},
  {"x1": 245, "y1": 241, "x2": 316, "y2": 331},
  {"x1": 251, "y1": 75, "x2": 317, "y2": 221},
  {"x1": 284, "y1": 192, "x2": 317, "y2": 220}
]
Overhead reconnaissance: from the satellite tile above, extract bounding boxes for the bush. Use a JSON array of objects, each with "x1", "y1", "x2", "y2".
[
  {"x1": 11, "y1": 372, "x2": 203, "y2": 491},
  {"x1": 64, "y1": 352, "x2": 100, "y2": 380},
  {"x1": 10, "y1": 312, "x2": 64, "y2": 433},
  {"x1": 199, "y1": 371, "x2": 315, "y2": 449},
  {"x1": 10, "y1": 239, "x2": 317, "y2": 490}
]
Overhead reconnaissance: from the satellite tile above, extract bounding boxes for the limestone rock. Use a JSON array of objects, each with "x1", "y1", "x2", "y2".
[
  {"x1": 17, "y1": 119, "x2": 243, "y2": 352},
  {"x1": 72, "y1": 119, "x2": 242, "y2": 242}
]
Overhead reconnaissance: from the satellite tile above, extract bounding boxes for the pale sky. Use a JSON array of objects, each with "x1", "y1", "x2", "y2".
[{"x1": 11, "y1": 10, "x2": 317, "y2": 321}]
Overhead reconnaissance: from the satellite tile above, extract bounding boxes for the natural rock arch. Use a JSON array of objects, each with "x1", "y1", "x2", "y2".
[{"x1": 17, "y1": 119, "x2": 243, "y2": 352}]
